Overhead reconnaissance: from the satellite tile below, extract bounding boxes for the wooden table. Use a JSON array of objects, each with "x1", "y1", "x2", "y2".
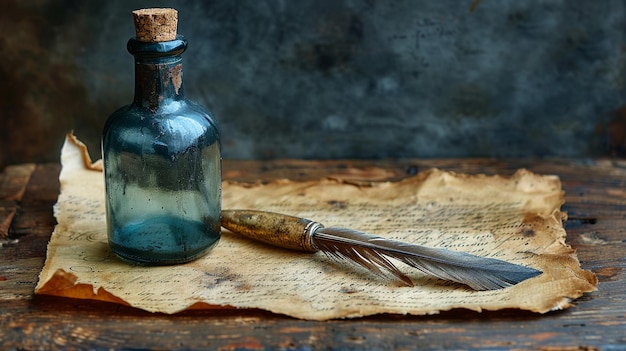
[{"x1": 1, "y1": 159, "x2": 625, "y2": 350}]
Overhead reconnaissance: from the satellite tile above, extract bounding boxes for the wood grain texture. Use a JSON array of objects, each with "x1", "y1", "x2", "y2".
[
  {"x1": 1, "y1": 159, "x2": 625, "y2": 350},
  {"x1": 0, "y1": 164, "x2": 35, "y2": 239}
]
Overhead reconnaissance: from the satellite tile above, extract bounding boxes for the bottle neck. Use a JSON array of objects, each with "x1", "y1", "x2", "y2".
[{"x1": 127, "y1": 37, "x2": 188, "y2": 112}]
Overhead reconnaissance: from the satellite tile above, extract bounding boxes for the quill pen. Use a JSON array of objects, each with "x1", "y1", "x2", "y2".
[{"x1": 221, "y1": 210, "x2": 542, "y2": 290}]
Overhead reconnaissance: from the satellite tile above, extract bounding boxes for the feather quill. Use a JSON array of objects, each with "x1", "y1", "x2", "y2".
[{"x1": 221, "y1": 210, "x2": 542, "y2": 290}]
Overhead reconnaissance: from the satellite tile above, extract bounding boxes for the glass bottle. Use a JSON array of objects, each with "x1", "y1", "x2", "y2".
[{"x1": 102, "y1": 8, "x2": 221, "y2": 265}]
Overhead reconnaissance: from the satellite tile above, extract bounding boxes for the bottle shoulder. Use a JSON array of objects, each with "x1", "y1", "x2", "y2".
[
  {"x1": 104, "y1": 100, "x2": 219, "y2": 132},
  {"x1": 102, "y1": 100, "x2": 220, "y2": 155},
  {"x1": 185, "y1": 99, "x2": 221, "y2": 134}
]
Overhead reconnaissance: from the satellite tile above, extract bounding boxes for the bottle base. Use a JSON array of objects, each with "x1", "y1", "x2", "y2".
[
  {"x1": 108, "y1": 216, "x2": 220, "y2": 265},
  {"x1": 110, "y1": 240, "x2": 219, "y2": 265}
]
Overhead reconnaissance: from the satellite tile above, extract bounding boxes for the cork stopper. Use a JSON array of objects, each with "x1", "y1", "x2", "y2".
[{"x1": 132, "y1": 8, "x2": 178, "y2": 42}]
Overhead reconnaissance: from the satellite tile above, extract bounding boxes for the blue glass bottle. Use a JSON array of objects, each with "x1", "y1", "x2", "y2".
[{"x1": 102, "y1": 10, "x2": 221, "y2": 265}]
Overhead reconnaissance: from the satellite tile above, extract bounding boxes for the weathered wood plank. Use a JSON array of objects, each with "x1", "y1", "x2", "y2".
[
  {"x1": 0, "y1": 164, "x2": 59, "y2": 300},
  {"x1": 0, "y1": 164, "x2": 35, "y2": 239},
  {"x1": 1, "y1": 295, "x2": 624, "y2": 350},
  {"x1": 0, "y1": 163, "x2": 36, "y2": 201}
]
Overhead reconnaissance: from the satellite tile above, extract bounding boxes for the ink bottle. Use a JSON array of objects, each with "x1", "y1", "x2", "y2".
[{"x1": 102, "y1": 8, "x2": 221, "y2": 265}]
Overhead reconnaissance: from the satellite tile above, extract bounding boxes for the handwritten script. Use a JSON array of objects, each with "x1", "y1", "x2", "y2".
[{"x1": 35, "y1": 134, "x2": 597, "y2": 320}]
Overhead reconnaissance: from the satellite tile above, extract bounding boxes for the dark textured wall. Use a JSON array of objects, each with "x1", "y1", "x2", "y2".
[{"x1": 2, "y1": 1, "x2": 626, "y2": 168}]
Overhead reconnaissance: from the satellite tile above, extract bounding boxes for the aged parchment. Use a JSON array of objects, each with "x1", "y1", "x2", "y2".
[{"x1": 35, "y1": 134, "x2": 597, "y2": 320}]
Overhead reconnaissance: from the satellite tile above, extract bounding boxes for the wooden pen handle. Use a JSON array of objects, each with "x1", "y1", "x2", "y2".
[{"x1": 220, "y1": 210, "x2": 321, "y2": 253}]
